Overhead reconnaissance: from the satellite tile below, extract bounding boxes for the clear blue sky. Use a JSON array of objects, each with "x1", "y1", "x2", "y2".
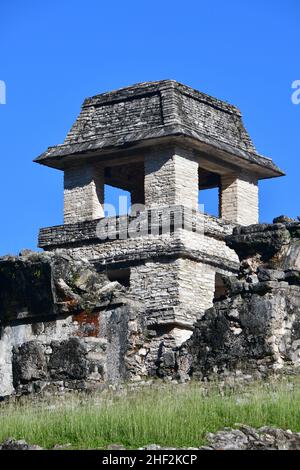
[{"x1": 0, "y1": 0, "x2": 299, "y2": 255}]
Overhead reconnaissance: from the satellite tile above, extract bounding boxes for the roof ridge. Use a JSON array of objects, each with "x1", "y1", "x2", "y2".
[{"x1": 82, "y1": 80, "x2": 240, "y2": 115}]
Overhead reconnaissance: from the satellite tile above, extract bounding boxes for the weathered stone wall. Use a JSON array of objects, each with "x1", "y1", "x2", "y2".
[
  {"x1": 38, "y1": 208, "x2": 239, "y2": 328},
  {"x1": 177, "y1": 259, "x2": 216, "y2": 319},
  {"x1": 130, "y1": 258, "x2": 221, "y2": 329},
  {"x1": 0, "y1": 302, "x2": 148, "y2": 397},
  {"x1": 38, "y1": 206, "x2": 236, "y2": 250},
  {"x1": 130, "y1": 259, "x2": 180, "y2": 316},
  {"x1": 0, "y1": 250, "x2": 198, "y2": 397},
  {"x1": 0, "y1": 251, "x2": 148, "y2": 397},
  {"x1": 2, "y1": 218, "x2": 300, "y2": 396},
  {"x1": 182, "y1": 226, "x2": 239, "y2": 272},
  {"x1": 177, "y1": 217, "x2": 300, "y2": 380}
]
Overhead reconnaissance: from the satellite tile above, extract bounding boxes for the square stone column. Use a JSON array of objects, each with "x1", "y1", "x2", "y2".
[
  {"x1": 130, "y1": 185, "x2": 145, "y2": 207},
  {"x1": 220, "y1": 172, "x2": 258, "y2": 225},
  {"x1": 64, "y1": 164, "x2": 104, "y2": 223},
  {"x1": 144, "y1": 145, "x2": 199, "y2": 210}
]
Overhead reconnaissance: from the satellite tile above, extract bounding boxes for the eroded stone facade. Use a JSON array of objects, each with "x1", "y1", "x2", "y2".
[{"x1": 177, "y1": 217, "x2": 300, "y2": 380}]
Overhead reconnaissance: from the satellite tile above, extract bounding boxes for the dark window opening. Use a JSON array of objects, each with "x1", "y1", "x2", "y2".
[
  {"x1": 214, "y1": 273, "x2": 228, "y2": 302},
  {"x1": 107, "y1": 268, "x2": 131, "y2": 288}
]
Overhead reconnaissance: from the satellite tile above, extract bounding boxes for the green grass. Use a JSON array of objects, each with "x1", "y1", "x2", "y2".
[{"x1": 1, "y1": 378, "x2": 300, "y2": 449}]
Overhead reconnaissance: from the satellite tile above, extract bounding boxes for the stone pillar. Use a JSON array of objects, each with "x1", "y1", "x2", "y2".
[
  {"x1": 220, "y1": 172, "x2": 258, "y2": 225},
  {"x1": 64, "y1": 164, "x2": 104, "y2": 224},
  {"x1": 130, "y1": 185, "x2": 145, "y2": 207},
  {"x1": 144, "y1": 145, "x2": 199, "y2": 209}
]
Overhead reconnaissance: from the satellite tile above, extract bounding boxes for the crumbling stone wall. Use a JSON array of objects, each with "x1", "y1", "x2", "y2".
[
  {"x1": 177, "y1": 216, "x2": 300, "y2": 380},
  {"x1": 0, "y1": 251, "x2": 148, "y2": 397},
  {"x1": 2, "y1": 217, "x2": 300, "y2": 396},
  {"x1": 0, "y1": 249, "x2": 197, "y2": 397}
]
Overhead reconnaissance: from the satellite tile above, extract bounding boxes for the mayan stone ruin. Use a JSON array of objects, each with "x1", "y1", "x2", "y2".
[{"x1": 2, "y1": 79, "x2": 300, "y2": 398}]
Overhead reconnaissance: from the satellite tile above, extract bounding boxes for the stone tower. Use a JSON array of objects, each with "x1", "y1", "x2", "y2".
[{"x1": 35, "y1": 80, "x2": 283, "y2": 344}]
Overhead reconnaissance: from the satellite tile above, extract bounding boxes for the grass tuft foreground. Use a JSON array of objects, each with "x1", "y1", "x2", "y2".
[{"x1": 1, "y1": 378, "x2": 300, "y2": 449}]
